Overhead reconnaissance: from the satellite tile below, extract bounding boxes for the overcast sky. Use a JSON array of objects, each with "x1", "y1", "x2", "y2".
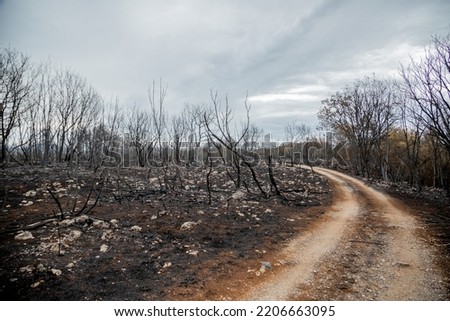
[{"x1": 1, "y1": 0, "x2": 449, "y2": 138}]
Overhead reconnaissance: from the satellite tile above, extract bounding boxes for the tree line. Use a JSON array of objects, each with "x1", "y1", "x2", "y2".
[
  {"x1": 1, "y1": 32, "x2": 449, "y2": 194},
  {"x1": 318, "y1": 33, "x2": 450, "y2": 193}
]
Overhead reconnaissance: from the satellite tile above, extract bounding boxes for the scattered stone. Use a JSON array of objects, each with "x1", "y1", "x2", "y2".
[
  {"x1": 163, "y1": 262, "x2": 172, "y2": 269},
  {"x1": 31, "y1": 280, "x2": 44, "y2": 288},
  {"x1": 60, "y1": 218, "x2": 75, "y2": 227},
  {"x1": 75, "y1": 215, "x2": 90, "y2": 224},
  {"x1": 187, "y1": 249, "x2": 199, "y2": 256},
  {"x1": 101, "y1": 230, "x2": 114, "y2": 241},
  {"x1": 264, "y1": 209, "x2": 273, "y2": 213},
  {"x1": 93, "y1": 220, "x2": 109, "y2": 229},
  {"x1": 69, "y1": 230, "x2": 82, "y2": 240},
  {"x1": 180, "y1": 221, "x2": 199, "y2": 231},
  {"x1": 110, "y1": 219, "x2": 119, "y2": 227},
  {"x1": 15, "y1": 231, "x2": 34, "y2": 241},
  {"x1": 19, "y1": 265, "x2": 35, "y2": 273},
  {"x1": 49, "y1": 242, "x2": 62, "y2": 254},
  {"x1": 151, "y1": 215, "x2": 158, "y2": 220},
  {"x1": 395, "y1": 261, "x2": 411, "y2": 267},
  {"x1": 24, "y1": 190, "x2": 37, "y2": 197},
  {"x1": 37, "y1": 264, "x2": 46, "y2": 272},
  {"x1": 261, "y1": 261, "x2": 272, "y2": 270},
  {"x1": 54, "y1": 187, "x2": 67, "y2": 194},
  {"x1": 197, "y1": 210, "x2": 205, "y2": 215},
  {"x1": 231, "y1": 190, "x2": 246, "y2": 200},
  {"x1": 99, "y1": 244, "x2": 109, "y2": 252},
  {"x1": 21, "y1": 200, "x2": 34, "y2": 207},
  {"x1": 66, "y1": 262, "x2": 75, "y2": 269},
  {"x1": 159, "y1": 211, "x2": 167, "y2": 215},
  {"x1": 9, "y1": 278, "x2": 18, "y2": 282},
  {"x1": 130, "y1": 225, "x2": 142, "y2": 232},
  {"x1": 51, "y1": 268, "x2": 62, "y2": 276}
]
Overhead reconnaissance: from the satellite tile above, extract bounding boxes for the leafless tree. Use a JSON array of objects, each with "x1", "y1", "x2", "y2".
[
  {"x1": 243, "y1": 124, "x2": 263, "y2": 150},
  {"x1": 283, "y1": 121, "x2": 311, "y2": 166},
  {"x1": 284, "y1": 121, "x2": 311, "y2": 143},
  {"x1": 148, "y1": 79, "x2": 168, "y2": 163},
  {"x1": 126, "y1": 104, "x2": 151, "y2": 167},
  {"x1": 0, "y1": 48, "x2": 34, "y2": 165},
  {"x1": 318, "y1": 76, "x2": 397, "y2": 178},
  {"x1": 184, "y1": 103, "x2": 209, "y2": 166},
  {"x1": 203, "y1": 91, "x2": 267, "y2": 197},
  {"x1": 400, "y1": 34, "x2": 450, "y2": 152},
  {"x1": 170, "y1": 113, "x2": 187, "y2": 164},
  {"x1": 396, "y1": 91, "x2": 427, "y2": 188},
  {"x1": 52, "y1": 69, "x2": 100, "y2": 164}
]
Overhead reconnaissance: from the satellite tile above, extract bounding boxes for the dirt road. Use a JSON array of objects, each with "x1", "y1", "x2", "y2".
[{"x1": 243, "y1": 168, "x2": 448, "y2": 300}]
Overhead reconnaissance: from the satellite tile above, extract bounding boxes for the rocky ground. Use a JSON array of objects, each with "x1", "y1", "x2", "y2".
[
  {"x1": 0, "y1": 164, "x2": 330, "y2": 300},
  {"x1": 1, "y1": 165, "x2": 448, "y2": 301}
]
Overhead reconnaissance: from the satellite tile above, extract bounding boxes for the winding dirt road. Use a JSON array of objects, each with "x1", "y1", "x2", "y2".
[{"x1": 243, "y1": 167, "x2": 448, "y2": 300}]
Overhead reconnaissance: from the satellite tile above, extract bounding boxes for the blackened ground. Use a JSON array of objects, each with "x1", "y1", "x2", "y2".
[{"x1": 0, "y1": 165, "x2": 330, "y2": 300}]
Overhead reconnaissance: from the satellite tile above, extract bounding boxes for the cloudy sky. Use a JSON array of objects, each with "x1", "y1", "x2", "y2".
[{"x1": 1, "y1": 0, "x2": 449, "y2": 138}]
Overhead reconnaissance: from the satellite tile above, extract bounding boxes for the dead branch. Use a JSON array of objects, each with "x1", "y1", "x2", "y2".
[{"x1": 47, "y1": 188, "x2": 65, "y2": 218}]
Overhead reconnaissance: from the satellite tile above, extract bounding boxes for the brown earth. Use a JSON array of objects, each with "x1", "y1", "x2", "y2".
[{"x1": 190, "y1": 168, "x2": 450, "y2": 300}]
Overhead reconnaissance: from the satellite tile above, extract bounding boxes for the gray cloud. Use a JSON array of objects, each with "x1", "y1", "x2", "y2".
[{"x1": 1, "y1": 0, "x2": 449, "y2": 137}]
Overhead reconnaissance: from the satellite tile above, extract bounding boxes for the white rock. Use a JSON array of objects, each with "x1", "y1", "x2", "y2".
[
  {"x1": 75, "y1": 215, "x2": 90, "y2": 224},
  {"x1": 31, "y1": 280, "x2": 44, "y2": 288},
  {"x1": 24, "y1": 190, "x2": 37, "y2": 197},
  {"x1": 93, "y1": 220, "x2": 109, "y2": 229},
  {"x1": 110, "y1": 219, "x2": 119, "y2": 226},
  {"x1": 21, "y1": 200, "x2": 34, "y2": 207},
  {"x1": 197, "y1": 210, "x2": 205, "y2": 215},
  {"x1": 69, "y1": 230, "x2": 82, "y2": 240},
  {"x1": 60, "y1": 218, "x2": 75, "y2": 227},
  {"x1": 19, "y1": 265, "x2": 35, "y2": 273},
  {"x1": 100, "y1": 244, "x2": 109, "y2": 252},
  {"x1": 130, "y1": 225, "x2": 142, "y2": 232},
  {"x1": 231, "y1": 190, "x2": 246, "y2": 200},
  {"x1": 15, "y1": 231, "x2": 34, "y2": 241},
  {"x1": 101, "y1": 230, "x2": 113, "y2": 241},
  {"x1": 49, "y1": 243, "x2": 60, "y2": 253},
  {"x1": 180, "y1": 221, "x2": 199, "y2": 231},
  {"x1": 163, "y1": 262, "x2": 172, "y2": 269},
  {"x1": 151, "y1": 215, "x2": 158, "y2": 220},
  {"x1": 187, "y1": 249, "x2": 199, "y2": 256},
  {"x1": 66, "y1": 262, "x2": 75, "y2": 269},
  {"x1": 51, "y1": 268, "x2": 62, "y2": 276},
  {"x1": 37, "y1": 264, "x2": 46, "y2": 272}
]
